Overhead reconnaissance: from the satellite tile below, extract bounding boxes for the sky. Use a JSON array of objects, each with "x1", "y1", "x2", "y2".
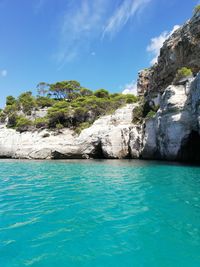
[{"x1": 0, "y1": 0, "x2": 198, "y2": 107}]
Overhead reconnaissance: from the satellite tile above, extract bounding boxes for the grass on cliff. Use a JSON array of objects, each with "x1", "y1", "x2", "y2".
[
  {"x1": 0, "y1": 81, "x2": 138, "y2": 133},
  {"x1": 132, "y1": 97, "x2": 159, "y2": 123},
  {"x1": 174, "y1": 67, "x2": 193, "y2": 83}
]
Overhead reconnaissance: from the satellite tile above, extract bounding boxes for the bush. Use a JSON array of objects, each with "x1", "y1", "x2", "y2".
[
  {"x1": 56, "y1": 123, "x2": 64, "y2": 130},
  {"x1": 16, "y1": 117, "x2": 32, "y2": 132},
  {"x1": 124, "y1": 94, "x2": 138, "y2": 103},
  {"x1": 47, "y1": 101, "x2": 72, "y2": 127},
  {"x1": 36, "y1": 96, "x2": 55, "y2": 108},
  {"x1": 34, "y1": 117, "x2": 49, "y2": 129},
  {"x1": 146, "y1": 110, "x2": 156, "y2": 120},
  {"x1": 94, "y1": 89, "x2": 109, "y2": 98},
  {"x1": 0, "y1": 112, "x2": 6, "y2": 123},
  {"x1": 132, "y1": 105, "x2": 144, "y2": 123},
  {"x1": 18, "y1": 91, "x2": 36, "y2": 115},
  {"x1": 73, "y1": 107, "x2": 88, "y2": 125},
  {"x1": 194, "y1": 5, "x2": 200, "y2": 14},
  {"x1": 6, "y1": 96, "x2": 16, "y2": 106},
  {"x1": 4, "y1": 103, "x2": 19, "y2": 114},
  {"x1": 7, "y1": 113, "x2": 18, "y2": 128},
  {"x1": 79, "y1": 88, "x2": 93, "y2": 96},
  {"x1": 174, "y1": 67, "x2": 193, "y2": 83}
]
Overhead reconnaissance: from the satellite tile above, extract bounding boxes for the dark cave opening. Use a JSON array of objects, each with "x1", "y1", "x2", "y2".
[
  {"x1": 178, "y1": 131, "x2": 200, "y2": 162},
  {"x1": 92, "y1": 141, "x2": 106, "y2": 159}
]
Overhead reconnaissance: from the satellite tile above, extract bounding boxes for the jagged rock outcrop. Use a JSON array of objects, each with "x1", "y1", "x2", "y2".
[
  {"x1": 138, "y1": 11, "x2": 200, "y2": 97},
  {"x1": 141, "y1": 73, "x2": 200, "y2": 161}
]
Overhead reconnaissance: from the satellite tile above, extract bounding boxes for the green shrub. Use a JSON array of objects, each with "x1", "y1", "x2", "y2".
[
  {"x1": 132, "y1": 105, "x2": 144, "y2": 123},
  {"x1": 124, "y1": 94, "x2": 138, "y2": 103},
  {"x1": 16, "y1": 116, "x2": 32, "y2": 132},
  {"x1": 79, "y1": 88, "x2": 93, "y2": 96},
  {"x1": 0, "y1": 112, "x2": 6, "y2": 123},
  {"x1": 94, "y1": 89, "x2": 109, "y2": 98},
  {"x1": 56, "y1": 123, "x2": 64, "y2": 130},
  {"x1": 7, "y1": 113, "x2": 18, "y2": 128},
  {"x1": 174, "y1": 67, "x2": 193, "y2": 83},
  {"x1": 4, "y1": 103, "x2": 19, "y2": 114},
  {"x1": 73, "y1": 107, "x2": 88, "y2": 125},
  {"x1": 146, "y1": 110, "x2": 156, "y2": 120},
  {"x1": 18, "y1": 91, "x2": 36, "y2": 115},
  {"x1": 36, "y1": 96, "x2": 55, "y2": 108},
  {"x1": 47, "y1": 101, "x2": 71, "y2": 127},
  {"x1": 34, "y1": 117, "x2": 49, "y2": 128},
  {"x1": 6, "y1": 96, "x2": 16, "y2": 106}
]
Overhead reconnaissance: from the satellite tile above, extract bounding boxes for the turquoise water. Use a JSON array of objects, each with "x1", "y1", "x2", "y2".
[{"x1": 0, "y1": 160, "x2": 200, "y2": 267}]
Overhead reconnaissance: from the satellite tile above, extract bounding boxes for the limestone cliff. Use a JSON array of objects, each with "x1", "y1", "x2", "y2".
[
  {"x1": 0, "y1": 10, "x2": 200, "y2": 162},
  {"x1": 0, "y1": 104, "x2": 138, "y2": 159},
  {"x1": 138, "y1": 11, "x2": 200, "y2": 96}
]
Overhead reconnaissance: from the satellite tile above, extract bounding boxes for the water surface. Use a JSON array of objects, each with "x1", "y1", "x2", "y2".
[{"x1": 0, "y1": 160, "x2": 200, "y2": 267}]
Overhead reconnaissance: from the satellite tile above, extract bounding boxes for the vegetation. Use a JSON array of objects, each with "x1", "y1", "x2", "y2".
[
  {"x1": 0, "y1": 80, "x2": 138, "y2": 133},
  {"x1": 194, "y1": 5, "x2": 200, "y2": 14},
  {"x1": 132, "y1": 97, "x2": 159, "y2": 123},
  {"x1": 174, "y1": 67, "x2": 193, "y2": 83},
  {"x1": 146, "y1": 110, "x2": 156, "y2": 120},
  {"x1": 34, "y1": 117, "x2": 49, "y2": 129},
  {"x1": 16, "y1": 117, "x2": 32, "y2": 132}
]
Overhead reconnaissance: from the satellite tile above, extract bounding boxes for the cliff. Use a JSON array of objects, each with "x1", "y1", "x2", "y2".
[
  {"x1": 0, "y1": 10, "x2": 200, "y2": 162},
  {"x1": 137, "y1": 11, "x2": 200, "y2": 96}
]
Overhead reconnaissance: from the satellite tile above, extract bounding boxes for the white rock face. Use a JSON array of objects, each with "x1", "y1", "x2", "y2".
[
  {"x1": 0, "y1": 104, "x2": 141, "y2": 159},
  {"x1": 141, "y1": 74, "x2": 200, "y2": 161},
  {"x1": 78, "y1": 104, "x2": 135, "y2": 158},
  {"x1": 0, "y1": 74, "x2": 200, "y2": 161}
]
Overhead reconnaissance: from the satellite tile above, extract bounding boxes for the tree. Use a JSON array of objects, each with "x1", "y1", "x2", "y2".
[
  {"x1": 94, "y1": 89, "x2": 109, "y2": 98},
  {"x1": 18, "y1": 91, "x2": 36, "y2": 114},
  {"x1": 6, "y1": 95, "x2": 16, "y2": 106},
  {"x1": 49, "y1": 80, "x2": 81, "y2": 100},
  {"x1": 79, "y1": 88, "x2": 93, "y2": 96},
  {"x1": 37, "y1": 82, "x2": 50, "y2": 96}
]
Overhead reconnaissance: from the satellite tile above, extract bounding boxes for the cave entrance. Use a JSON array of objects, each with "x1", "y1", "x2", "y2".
[
  {"x1": 92, "y1": 141, "x2": 106, "y2": 159},
  {"x1": 178, "y1": 131, "x2": 200, "y2": 162}
]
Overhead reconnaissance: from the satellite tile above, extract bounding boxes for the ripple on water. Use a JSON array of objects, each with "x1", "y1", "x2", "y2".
[{"x1": 0, "y1": 160, "x2": 200, "y2": 267}]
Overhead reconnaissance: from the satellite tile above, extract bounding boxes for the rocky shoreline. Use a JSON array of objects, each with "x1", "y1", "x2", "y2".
[
  {"x1": 0, "y1": 73, "x2": 200, "y2": 161},
  {"x1": 0, "y1": 11, "x2": 200, "y2": 162}
]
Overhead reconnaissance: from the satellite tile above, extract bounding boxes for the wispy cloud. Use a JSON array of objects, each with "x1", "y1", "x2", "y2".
[
  {"x1": 0, "y1": 69, "x2": 7, "y2": 77},
  {"x1": 122, "y1": 81, "x2": 137, "y2": 95},
  {"x1": 147, "y1": 25, "x2": 180, "y2": 65},
  {"x1": 56, "y1": 0, "x2": 109, "y2": 65},
  {"x1": 102, "y1": 0, "x2": 151, "y2": 38},
  {"x1": 55, "y1": 0, "x2": 152, "y2": 66}
]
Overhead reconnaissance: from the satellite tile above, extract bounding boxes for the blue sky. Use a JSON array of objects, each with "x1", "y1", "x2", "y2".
[{"x1": 0, "y1": 0, "x2": 198, "y2": 106}]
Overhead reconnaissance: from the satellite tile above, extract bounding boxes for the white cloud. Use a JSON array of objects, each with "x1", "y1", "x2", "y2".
[
  {"x1": 103, "y1": 0, "x2": 151, "y2": 38},
  {"x1": 122, "y1": 81, "x2": 137, "y2": 95},
  {"x1": 1, "y1": 69, "x2": 7, "y2": 77},
  {"x1": 147, "y1": 25, "x2": 180, "y2": 65}
]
